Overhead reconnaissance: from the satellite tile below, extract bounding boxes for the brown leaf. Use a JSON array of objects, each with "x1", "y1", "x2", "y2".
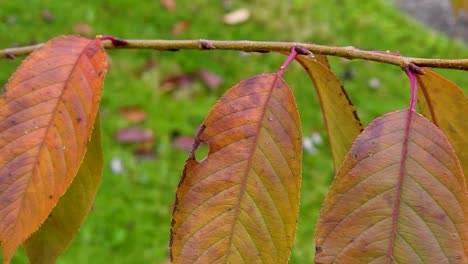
[
  {"x1": 72, "y1": 23, "x2": 95, "y2": 36},
  {"x1": 223, "y1": 8, "x2": 250, "y2": 25},
  {"x1": 133, "y1": 147, "x2": 158, "y2": 161},
  {"x1": 114, "y1": 128, "x2": 154, "y2": 144},
  {"x1": 194, "y1": 69, "x2": 223, "y2": 90},
  {"x1": 171, "y1": 73, "x2": 302, "y2": 263},
  {"x1": 172, "y1": 136, "x2": 193, "y2": 151},
  {"x1": 160, "y1": 74, "x2": 194, "y2": 93},
  {"x1": 118, "y1": 107, "x2": 148, "y2": 123},
  {"x1": 171, "y1": 21, "x2": 191, "y2": 36},
  {"x1": 40, "y1": 9, "x2": 54, "y2": 23},
  {"x1": 0, "y1": 35, "x2": 107, "y2": 263},
  {"x1": 315, "y1": 109, "x2": 468, "y2": 263},
  {"x1": 160, "y1": 0, "x2": 176, "y2": 12}
]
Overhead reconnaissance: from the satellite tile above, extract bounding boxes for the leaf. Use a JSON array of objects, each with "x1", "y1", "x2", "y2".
[
  {"x1": 170, "y1": 73, "x2": 302, "y2": 263},
  {"x1": 0, "y1": 35, "x2": 107, "y2": 263},
  {"x1": 194, "y1": 69, "x2": 223, "y2": 90},
  {"x1": 223, "y1": 8, "x2": 251, "y2": 25},
  {"x1": 160, "y1": 0, "x2": 176, "y2": 12},
  {"x1": 171, "y1": 21, "x2": 191, "y2": 36},
  {"x1": 416, "y1": 68, "x2": 467, "y2": 179},
  {"x1": 118, "y1": 106, "x2": 148, "y2": 123},
  {"x1": 315, "y1": 109, "x2": 468, "y2": 263},
  {"x1": 172, "y1": 136, "x2": 194, "y2": 151},
  {"x1": 450, "y1": 0, "x2": 468, "y2": 15},
  {"x1": 295, "y1": 55, "x2": 363, "y2": 173},
  {"x1": 114, "y1": 127, "x2": 154, "y2": 144},
  {"x1": 22, "y1": 115, "x2": 103, "y2": 264}
]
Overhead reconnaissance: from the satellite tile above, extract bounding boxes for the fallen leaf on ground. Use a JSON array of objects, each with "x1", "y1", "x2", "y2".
[
  {"x1": 172, "y1": 21, "x2": 190, "y2": 36},
  {"x1": 194, "y1": 69, "x2": 223, "y2": 90},
  {"x1": 161, "y1": 0, "x2": 176, "y2": 12},
  {"x1": 118, "y1": 107, "x2": 148, "y2": 123},
  {"x1": 223, "y1": 8, "x2": 250, "y2": 25},
  {"x1": 72, "y1": 23, "x2": 94, "y2": 36},
  {"x1": 172, "y1": 136, "x2": 193, "y2": 151},
  {"x1": 114, "y1": 128, "x2": 154, "y2": 143},
  {"x1": 160, "y1": 73, "x2": 194, "y2": 93}
]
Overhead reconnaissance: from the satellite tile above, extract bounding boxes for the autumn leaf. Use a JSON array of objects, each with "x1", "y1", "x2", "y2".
[
  {"x1": 416, "y1": 68, "x2": 467, "y2": 179},
  {"x1": 0, "y1": 35, "x2": 107, "y2": 263},
  {"x1": 22, "y1": 116, "x2": 103, "y2": 264},
  {"x1": 315, "y1": 109, "x2": 468, "y2": 263},
  {"x1": 170, "y1": 73, "x2": 302, "y2": 263},
  {"x1": 295, "y1": 55, "x2": 363, "y2": 173},
  {"x1": 450, "y1": 0, "x2": 468, "y2": 15}
]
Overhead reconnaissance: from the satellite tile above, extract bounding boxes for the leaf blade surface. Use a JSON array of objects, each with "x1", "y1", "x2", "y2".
[
  {"x1": 295, "y1": 55, "x2": 362, "y2": 173},
  {"x1": 315, "y1": 109, "x2": 468, "y2": 263},
  {"x1": 22, "y1": 116, "x2": 103, "y2": 264},
  {"x1": 170, "y1": 73, "x2": 302, "y2": 263},
  {"x1": 0, "y1": 35, "x2": 107, "y2": 263},
  {"x1": 416, "y1": 68, "x2": 467, "y2": 178}
]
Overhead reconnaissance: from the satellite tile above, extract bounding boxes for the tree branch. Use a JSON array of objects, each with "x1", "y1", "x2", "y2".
[{"x1": 1, "y1": 39, "x2": 467, "y2": 70}]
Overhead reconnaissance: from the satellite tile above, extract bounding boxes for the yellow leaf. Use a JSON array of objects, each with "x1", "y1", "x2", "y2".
[
  {"x1": 417, "y1": 69, "x2": 467, "y2": 180},
  {"x1": 22, "y1": 116, "x2": 103, "y2": 264},
  {"x1": 295, "y1": 55, "x2": 363, "y2": 173}
]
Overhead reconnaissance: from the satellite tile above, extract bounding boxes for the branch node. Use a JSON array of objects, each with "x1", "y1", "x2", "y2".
[
  {"x1": 200, "y1": 40, "x2": 216, "y2": 50},
  {"x1": 406, "y1": 63, "x2": 425, "y2": 75},
  {"x1": 97, "y1": 35, "x2": 128, "y2": 47},
  {"x1": 294, "y1": 45, "x2": 312, "y2": 56},
  {"x1": 5, "y1": 52, "x2": 15, "y2": 60}
]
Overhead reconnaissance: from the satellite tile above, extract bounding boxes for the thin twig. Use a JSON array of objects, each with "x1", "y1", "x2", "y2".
[{"x1": 1, "y1": 39, "x2": 467, "y2": 70}]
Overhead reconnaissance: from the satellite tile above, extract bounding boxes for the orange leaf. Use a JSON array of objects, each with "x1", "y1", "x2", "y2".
[
  {"x1": 295, "y1": 55, "x2": 363, "y2": 172},
  {"x1": 23, "y1": 115, "x2": 103, "y2": 263},
  {"x1": 417, "y1": 68, "x2": 467, "y2": 180},
  {"x1": 315, "y1": 109, "x2": 468, "y2": 263},
  {"x1": 450, "y1": 0, "x2": 468, "y2": 15},
  {"x1": 170, "y1": 73, "x2": 302, "y2": 263},
  {"x1": 0, "y1": 35, "x2": 107, "y2": 263}
]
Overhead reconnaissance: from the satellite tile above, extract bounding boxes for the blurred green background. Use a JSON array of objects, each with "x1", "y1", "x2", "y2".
[{"x1": 0, "y1": 0, "x2": 466, "y2": 263}]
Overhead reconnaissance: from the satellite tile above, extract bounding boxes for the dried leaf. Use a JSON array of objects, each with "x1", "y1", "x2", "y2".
[
  {"x1": 71, "y1": 23, "x2": 94, "y2": 36},
  {"x1": 114, "y1": 128, "x2": 154, "y2": 144},
  {"x1": 171, "y1": 21, "x2": 191, "y2": 36},
  {"x1": 161, "y1": 0, "x2": 176, "y2": 12},
  {"x1": 160, "y1": 73, "x2": 194, "y2": 93},
  {"x1": 0, "y1": 35, "x2": 107, "y2": 263},
  {"x1": 223, "y1": 8, "x2": 250, "y2": 25},
  {"x1": 315, "y1": 109, "x2": 468, "y2": 263},
  {"x1": 194, "y1": 69, "x2": 223, "y2": 90},
  {"x1": 172, "y1": 136, "x2": 194, "y2": 151},
  {"x1": 417, "y1": 68, "x2": 467, "y2": 179},
  {"x1": 118, "y1": 107, "x2": 147, "y2": 123},
  {"x1": 40, "y1": 9, "x2": 54, "y2": 23},
  {"x1": 171, "y1": 73, "x2": 302, "y2": 263},
  {"x1": 133, "y1": 147, "x2": 158, "y2": 161},
  {"x1": 295, "y1": 55, "x2": 363, "y2": 173},
  {"x1": 23, "y1": 116, "x2": 103, "y2": 264},
  {"x1": 450, "y1": 0, "x2": 468, "y2": 15}
]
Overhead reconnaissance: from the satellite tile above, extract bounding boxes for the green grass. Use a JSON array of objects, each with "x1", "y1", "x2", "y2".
[{"x1": 0, "y1": 0, "x2": 467, "y2": 263}]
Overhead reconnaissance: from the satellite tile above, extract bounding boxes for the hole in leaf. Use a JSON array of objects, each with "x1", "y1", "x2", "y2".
[{"x1": 193, "y1": 142, "x2": 209, "y2": 162}]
